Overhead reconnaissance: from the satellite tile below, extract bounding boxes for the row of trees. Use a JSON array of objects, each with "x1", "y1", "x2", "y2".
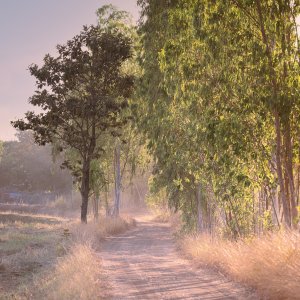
[
  {"x1": 137, "y1": 0, "x2": 300, "y2": 236},
  {"x1": 13, "y1": 1, "x2": 300, "y2": 234}
]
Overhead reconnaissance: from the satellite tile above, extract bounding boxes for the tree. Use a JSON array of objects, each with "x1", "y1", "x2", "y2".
[
  {"x1": 95, "y1": 4, "x2": 139, "y2": 218},
  {"x1": 137, "y1": 0, "x2": 300, "y2": 236},
  {"x1": 12, "y1": 23, "x2": 134, "y2": 223}
]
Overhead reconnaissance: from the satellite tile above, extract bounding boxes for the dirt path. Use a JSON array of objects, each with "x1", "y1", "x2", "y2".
[{"x1": 100, "y1": 217, "x2": 256, "y2": 300}]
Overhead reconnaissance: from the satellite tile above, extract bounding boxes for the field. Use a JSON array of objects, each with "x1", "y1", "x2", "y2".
[{"x1": 0, "y1": 204, "x2": 135, "y2": 299}]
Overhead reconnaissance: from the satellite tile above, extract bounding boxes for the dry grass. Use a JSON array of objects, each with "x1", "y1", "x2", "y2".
[
  {"x1": 28, "y1": 216, "x2": 136, "y2": 300},
  {"x1": 150, "y1": 207, "x2": 181, "y2": 226},
  {"x1": 0, "y1": 213, "x2": 135, "y2": 299},
  {"x1": 70, "y1": 215, "x2": 136, "y2": 248},
  {"x1": 0, "y1": 211, "x2": 69, "y2": 229},
  {"x1": 101, "y1": 215, "x2": 136, "y2": 235},
  {"x1": 0, "y1": 202, "x2": 78, "y2": 218},
  {"x1": 179, "y1": 231, "x2": 300, "y2": 300},
  {"x1": 0, "y1": 212, "x2": 66, "y2": 298},
  {"x1": 23, "y1": 244, "x2": 106, "y2": 300},
  {"x1": 152, "y1": 209, "x2": 172, "y2": 223},
  {"x1": 47, "y1": 195, "x2": 82, "y2": 214}
]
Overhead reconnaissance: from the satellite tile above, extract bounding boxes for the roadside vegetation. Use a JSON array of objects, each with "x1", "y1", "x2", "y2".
[
  {"x1": 139, "y1": 1, "x2": 300, "y2": 297},
  {"x1": 179, "y1": 232, "x2": 300, "y2": 300},
  {"x1": 2, "y1": 0, "x2": 300, "y2": 298},
  {"x1": 0, "y1": 208, "x2": 135, "y2": 299}
]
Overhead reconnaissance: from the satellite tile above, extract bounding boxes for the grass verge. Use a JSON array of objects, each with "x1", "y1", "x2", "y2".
[
  {"x1": 0, "y1": 212, "x2": 135, "y2": 300},
  {"x1": 179, "y1": 231, "x2": 300, "y2": 300}
]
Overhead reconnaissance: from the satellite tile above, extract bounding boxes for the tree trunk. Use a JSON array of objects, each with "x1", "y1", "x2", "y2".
[
  {"x1": 274, "y1": 111, "x2": 291, "y2": 227},
  {"x1": 196, "y1": 184, "x2": 204, "y2": 232},
  {"x1": 297, "y1": 164, "x2": 300, "y2": 206},
  {"x1": 93, "y1": 193, "x2": 99, "y2": 220},
  {"x1": 284, "y1": 120, "x2": 298, "y2": 225},
  {"x1": 270, "y1": 186, "x2": 280, "y2": 228},
  {"x1": 105, "y1": 183, "x2": 110, "y2": 216},
  {"x1": 80, "y1": 158, "x2": 91, "y2": 223},
  {"x1": 258, "y1": 189, "x2": 263, "y2": 235},
  {"x1": 113, "y1": 142, "x2": 121, "y2": 217}
]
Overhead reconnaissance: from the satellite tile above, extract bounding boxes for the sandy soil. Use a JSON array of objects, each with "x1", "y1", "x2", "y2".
[{"x1": 100, "y1": 217, "x2": 257, "y2": 300}]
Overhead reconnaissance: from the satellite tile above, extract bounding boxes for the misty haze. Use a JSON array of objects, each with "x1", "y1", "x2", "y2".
[{"x1": 1, "y1": 1, "x2": 300, "y2": 299}]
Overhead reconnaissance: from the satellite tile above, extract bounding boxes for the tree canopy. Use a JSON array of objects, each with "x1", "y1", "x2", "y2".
[
  {"x1": 137, "y1": 0, "x2": 300, "y2": 235},
  {"x1": 12, "y1": 18, "x2": 134, "y2": 222}
]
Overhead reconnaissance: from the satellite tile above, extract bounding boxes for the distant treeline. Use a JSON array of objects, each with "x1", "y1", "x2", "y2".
[{"x1": 0, "y1": 131, "x2": 71, "y2": 193}]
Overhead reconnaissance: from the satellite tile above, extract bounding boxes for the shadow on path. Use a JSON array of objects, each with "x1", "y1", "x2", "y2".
[{"x1": 100, "y1": 218, "x2": 256, "y2": 300}]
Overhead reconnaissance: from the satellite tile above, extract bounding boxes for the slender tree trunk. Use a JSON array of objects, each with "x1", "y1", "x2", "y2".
[
  {"x1": 228, "y1": 198, "x2": 241, "y2": 238},
  {"x1": 270, "y1": 186, "x2": 280, "y2": 228},
  {"x1": 296, "y1": 164, "x2": 300, "y2": 206},
  {"x1": 105, "y1": 161, "x2": 110, "y2": 216},
  {"x1": 284, "y1": 120, "x2": 298, "y2": 225},
  {"x1": 105, "y1": 184, "x2": 110, "y2": 216},
  {"x1": 113, "y1": 142, "x2": 121, "y2": 217},
  {"x1": 274, "y1": 111, "x2": 291, "y2": 227},
  {"x1": 93, "y1": 193, "x2": 99, "y2": 220},
  {"x1": 258, "y1": 189, "x2": 263, "y2": 235},
  {"x1": 80, "y1": 158, "x2": 90, "y2": 223},
  {"x1": 196, "y1": 184, "x2": 204, "y2": 232}
]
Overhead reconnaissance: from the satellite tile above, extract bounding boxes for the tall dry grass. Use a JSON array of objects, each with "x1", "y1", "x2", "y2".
[
  {"x1": 35, "y1": 216, "x2": 136, "y2": 300},
  {"x1": 26, "y1": 244, "x2": 105, "y2": 300},
  {"x1": 35, "y1": 216, "x2": 135, "y2": 300},
  {"x1": 70, "y1": 216, "x2": 136, "y2": 247},
  {"x1": 179, "y1": 231, "x2": 300, "y2": 300},
  {"x1": 150, "y1": 207, "x2": 182, "y2": 230},
  {"x1": 1, "y1": 215, "x2": 135, "y2": 300}
]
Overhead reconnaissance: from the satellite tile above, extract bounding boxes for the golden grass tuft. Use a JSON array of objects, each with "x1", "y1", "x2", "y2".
[
  {"x1": 32, "y1": 216, "x2": 136, "y2": 299},
  {"x1": 0, "y1": 213, "x2": 135, "y2": 299},
  {"x1": 31, "y1": 244, "x2": 104, "y2": 300},
  {"x1": 101, "y1": 215, "x2": 136, "y2": 235},
  {"x1": 179, "y1": 231, "x2": 300, "y2": 300},
  {"x1": 150, "y1": 207, "x2": 181, "y2": 227},
  {"x1": 69, "y1": 216, "x2": 136, "y2": 248}
]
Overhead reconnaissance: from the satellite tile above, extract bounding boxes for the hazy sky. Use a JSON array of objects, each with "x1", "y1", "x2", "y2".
[{"x1": 0, "y1": 0, "x2": 139, "y2": 141}]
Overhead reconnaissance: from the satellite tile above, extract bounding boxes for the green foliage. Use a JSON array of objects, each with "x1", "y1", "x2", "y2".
[
  {"x1": 12, "y1": 7, "x2": 135, "y2": 222},
  {"x1": 12, "y1": 24, "x2": 133, "y2": 151},
  {"x1": 146, "y1": 177, "x2": 168, "y2": 209},
  {"x1": 137, "y1": 0, "x2": 300, "y2": 236}
]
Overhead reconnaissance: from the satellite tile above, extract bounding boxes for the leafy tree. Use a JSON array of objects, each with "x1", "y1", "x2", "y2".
[
  {"x1": 137, "y1": 0, "x2": 300, "y2": 236},
  {"x1": 12, "y1": 22, "x2": 133, "y2": 222}
]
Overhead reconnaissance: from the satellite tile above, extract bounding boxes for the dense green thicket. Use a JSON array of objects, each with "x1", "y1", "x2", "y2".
[{"x1": 137, "y1": 0, "x2": 300, "y2": 236}]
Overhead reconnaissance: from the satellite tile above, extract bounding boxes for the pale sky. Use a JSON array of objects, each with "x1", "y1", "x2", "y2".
[{"x1": 0, "y1": 0, "x2": 139, "y2": 141}]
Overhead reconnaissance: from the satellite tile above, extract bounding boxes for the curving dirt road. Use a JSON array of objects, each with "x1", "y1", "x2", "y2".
[{"x1": 100, "y1": 217, "x2": 256, "y2": 300}]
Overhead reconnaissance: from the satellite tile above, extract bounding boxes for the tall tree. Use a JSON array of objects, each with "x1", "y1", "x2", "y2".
[
  {"x1": 12, "y1": 23, "x2": 133, "y2": 223},
  {"x1": 137, "y1": 0, "x2": 300, "y2": 235}
]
